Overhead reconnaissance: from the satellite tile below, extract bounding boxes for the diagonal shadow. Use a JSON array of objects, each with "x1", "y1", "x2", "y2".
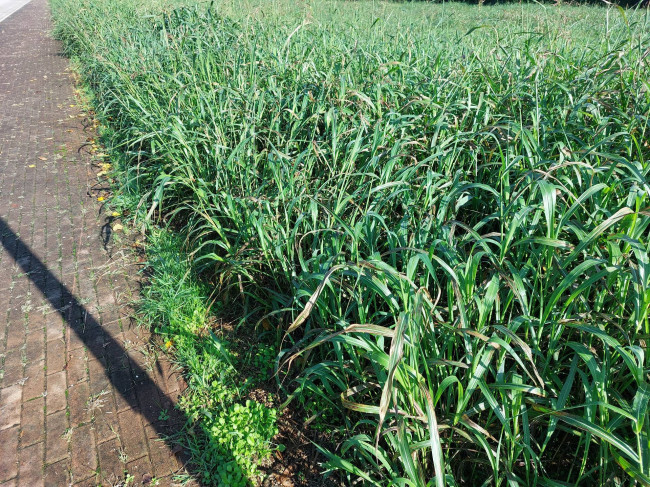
[{"x1": 0, "y1": 216, "x2": 192, "y2": 482}]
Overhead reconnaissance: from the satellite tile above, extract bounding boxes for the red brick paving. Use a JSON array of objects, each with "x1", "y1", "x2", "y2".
[{"x1": 0, "y1": 1, "x2": 190, "y2": 485}]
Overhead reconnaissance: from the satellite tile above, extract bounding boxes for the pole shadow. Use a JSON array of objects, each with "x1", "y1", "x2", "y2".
[{"x1": 0, "y1": 216, "x2": 193, "y2": 483}]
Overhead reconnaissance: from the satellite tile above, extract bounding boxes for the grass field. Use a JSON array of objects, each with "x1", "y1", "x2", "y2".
[{"x1": 51, "y1": 0, "x2": 650, "y2": 485}]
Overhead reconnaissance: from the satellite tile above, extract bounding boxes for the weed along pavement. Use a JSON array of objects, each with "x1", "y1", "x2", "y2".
[{"x1": 0, "y1": 0, "x2": 193, "y2": 485}]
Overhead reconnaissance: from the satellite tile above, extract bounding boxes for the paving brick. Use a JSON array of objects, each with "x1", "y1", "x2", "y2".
[
  {"x1": 24, "y1": 336, "x2": 45, "y2": 367},
  {"x1": 102, "y1": 318, "x2": 123, "y2": 338},
  {"x1": 43, "y1": 284, "x2": 63, "y2": 310},
  {"x1": 0, "y1": 385, "x2": 22, "y2": 431},
  {"x1": 20, "y1": 396, "x2": 45, "y2": 447},
  {"x1": 45, "y1": 371, "x2": 67, "y2": 414},
  {"x1": 94, "y1": 406, "x2": 120, "y2": 445},
  {"x1": 70, "y1": 424, "x2": 96, "y2": 483},
  {"x1": 126, "y1": 455, "x2": 154, "y2": 485},
  {"x1": 97, "y1": 438, "x2": 124, "y2": 485},
  {"x1": 45, "y1": 339, "x2": 65, "y2": 376},
  {"x1": 45, "y1": 410, "x2": 69, "y2": 465},
  {"x1": 117, "y1": 408, "x2": 148, "y2": 462},
  {"x1": 111, "y1": 368, "x2": 138, "y2": 412},
  {"x1": 22, "y1": 360, "x2": 45, "y2": 401},
  {"x1": 45, "y1": 316, "x2": 64, "y2": 342},
  {"x1": 0, "y1": 426, "x2": 19, "y2": 482},
  {"x1": 65, "y1": 349, "x2": 87, "y2": 385},
  {"x1": 67, "y1": 381, "x2": 90, "y2": 427},
  {"x1": 136, "y1": 377, "x2": 163, "y2": 421},
  {"x1": 85, "y1": 328, "x2": 106, "y2": 360},
  {"x1": 43, "y1": 459, "x2": 70, "y2": 487},
  {"x1": 94, "y1": 286, "x2": 117, "y2": 311},
  {"x1": 88, "y1": 357, "x2": 111, "y2": 396},
  {"x1": 105, "y1": 338, "x2": 129, "y2": 372},
  {"x1": 1, "y1": 351, "x2": 24, "y2": 385},
  {"x1": 89, "y1": 377, "x2": 119, "y2": 443},
  {"x1": 24, "y1": 331, "x2": 44, "y2": 362},
  {"x1": 145, "y1": 425, "x2": 182, "y2": 478},
  {"x1": 65, "y1": 326, "x2": 86, "y2": 353},
  {"x1": 159, "y1": 360, "x2": 182, "y2": 394},
  {"x1": 17, "y1": 441, "x2": 44, "y2": 487},
  {"x1": 26, "y1": 311, "x2": 46, "y2": 334},
  {"x1": 5, "y1": 323, "x2": 25, "y2": 351}
]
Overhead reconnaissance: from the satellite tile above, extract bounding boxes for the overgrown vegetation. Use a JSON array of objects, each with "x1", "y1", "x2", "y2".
[
  {"x1": 52, "y1": 0, "x2": 650, "y2": 485},
  {"x1": 137, "y1": 230, "x2": 279, "y2": 485}
]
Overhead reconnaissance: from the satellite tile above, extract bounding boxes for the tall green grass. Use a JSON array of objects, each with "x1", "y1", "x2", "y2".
[{"x1": 52, "y1": 0, "x2": 650, "y2": 484}]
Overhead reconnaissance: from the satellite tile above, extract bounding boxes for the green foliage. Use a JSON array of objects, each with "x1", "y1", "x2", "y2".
[
  {"x1": 134, "y1": 230, "x2": 278, "y2": 485},
  {"x1": 211, "y1": 402, "x2": 278, "y2": 467},
  {"x1": 51, "y1": 0, "x2": 650, "y2": 485},
  {"x1": 181, "y1": 395, "x2": 279, "y2": 485},
  {"x1": 246, "y1": 346, "x2": 277, "y2": 383}
]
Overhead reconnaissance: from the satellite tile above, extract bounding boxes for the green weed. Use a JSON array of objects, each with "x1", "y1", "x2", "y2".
[{"x1": 135, "y1": 230, "x2": 278, "y2": 485}]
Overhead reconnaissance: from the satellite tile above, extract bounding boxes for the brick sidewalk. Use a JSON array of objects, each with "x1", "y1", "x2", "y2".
[{"x1": 0, "y1": 1, "x2": 191, "y2": 485}]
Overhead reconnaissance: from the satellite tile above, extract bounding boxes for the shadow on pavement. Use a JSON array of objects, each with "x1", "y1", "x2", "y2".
[{"x1": 0, "y1": 216, "x2": 194, "y2": 484}]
